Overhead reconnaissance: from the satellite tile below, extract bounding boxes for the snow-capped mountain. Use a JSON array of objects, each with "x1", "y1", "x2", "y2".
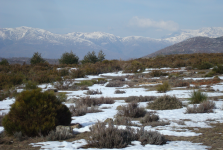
[
  {"x1": 0, "y1": 26, "x2": 223, "y2": 59},
  {"x1": 163, "y1": 27, "x2": 223, "y2": 43}
]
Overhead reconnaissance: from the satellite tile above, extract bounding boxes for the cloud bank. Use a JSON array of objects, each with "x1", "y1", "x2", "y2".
[{"x1": 129, "y1": 16, "x2": 179, "y2": 31}]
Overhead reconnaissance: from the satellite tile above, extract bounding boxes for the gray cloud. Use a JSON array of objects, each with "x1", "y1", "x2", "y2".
[{"x1": 129, "y1": 16, "x2": 179, "y2": 31}]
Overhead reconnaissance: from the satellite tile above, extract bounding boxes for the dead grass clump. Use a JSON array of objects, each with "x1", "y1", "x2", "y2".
[
  {"x1": 146, "y1": 121, "x2": 170, "y2": 127},
  {"x1": 156, "y1": 81, "x2": 171, "y2": 93},
  {"x1": 113, "y1": 116, "x2": 134, "y2": 126},
  {"x1": 80, "y1": 86, "x2": 89, "y2": 90},
  {"x1": 106, "y1": 80, "x2": 124, "y2": 87},
  {"x1": 174, "y1": 81, "x2": 190, "y2": 87},
  {"x1": 87, "y1": 121, "x2": 135, "y2": 148},
  {"x1": 114, "y1": 89, "x2": 126, "y2": 94},
  {"x1": 112, "y1": 77, "x2": 125, "y2": 81},
  {"x1": 125, "y1": 95, "x2": 156, "y2": 103},
  {"x1": 117, "y1": 102, "x2": 147, "y2": 118},
  {"x1": 186, "y1": 100, "x2": 216, "y2": 113},
  {"x1": 136, "y1": 127, "x2": 166, "y2": 145},
  {"x1": 76, "y1": 96, "x2": 114, "y2": 107},
  {"x1": 150, "y1": 70, "x2": 168, "y2": 77},
  {"x1": 69, "y1": 105, "x2": 102, "y2": 116},
  {"x1": 140, "y1": 113, "x2": 170, "y2": 127},
  {"x1": 86, "y1": 89, "x2": 102, "y2": 95},
  {"x1": 140, "y1": 113, "x2": 159, "y2": 124},
  {"x1": 147, "y1": 95, "x2": 183, "y2": 110},
  {"x1": 46, "y1": 129, "x2": 74, "y2": 141},
  {"x1": 69, "y1": 105, "x2": 87, "y2": 116}
]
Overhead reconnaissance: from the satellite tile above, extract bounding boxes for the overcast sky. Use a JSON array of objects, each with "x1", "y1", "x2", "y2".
[{"x1": 0, "y1": 0, "x2": 223, "y2": 38}]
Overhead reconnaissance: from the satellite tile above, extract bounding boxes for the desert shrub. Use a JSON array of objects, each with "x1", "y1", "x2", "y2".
[
  {"x1": 189, "y1": 90, "x2": 207, "y2": 104},
  {"x1": 197, "y1": 62, "x2": 213, "y2": 70},
  {"x1": 54, "y1": 78, "x2": 74, "y2": 90},
  {"x1": 114, "y1": 89, "x2": 126, "y2": 94},
  {"x1": 80, "y1": 86, "x2": 89, "y2": 90},
  {"x1": 135, "y1": 127, "x2": 166, "y2": 145},
  {"x1": 140, "y1": 113, "x2": 169, "y2": 127},
  {"x1": 86, "y1": 89, "x2": 102, "y2": 95},
  {"x1": 186, "y1": 100, "x2": 215, "y2": 113},
  {"x1": 113, "y1": 116, "x2": 134, "y2": 126},
  {"x1": 69, "y1": 105, "x2": 87, "y2": 116},
  {"x1": 106, "y1": 80, "x2": 124, "y2": 87},
  {"x1": 146, "y1": 121, "x2": 170, "y2": 127},
  {"x1": 58, "y1": 68, "x2": 69, "y2": 76},
  {"x1": 46, "y1": 128, "x2": 74, "y2": 141},
  {"x1": 117, "y1": 102, "x2": 147, "y2": 118},
  {"x1": 174, "y1": 81, "x2": 190, "y2": 87},
  {"x1": 156, "y1": 81, "x2": 171, "y2": 93},
  {"x1": 30, "y1": 52, "x2": 46, "y2": 65},
  {"x1": 93, "y1": 78, "x2": 106, "y2": 84},
  {"x1": 87, "y1": 121, "x2": 135, "y2": 148},
  {"x1": 140, "y1": 113, "x2": 159, "y2": 124},
  {"x1": 150, "y1": 70, "x2": 168, "y2": 77},
  {"x1": 24, "y1": 80, "x2": 38, "y2": 90},
  {"x1": 70, "y1": 69, "x2": 85, "y2": 78},
  {"x1": 59, "y1": 51, "x2": 79, "y2": 65},
  {"x1": 0, "y1": 59, "x2": 9, "y2": 65},
  {"x1": 75, "y1": 96, "x2": 114, "y2": 107},
  {"x1": 2, "y1": 89, "x2": 71, "y2": 137},
  {"x1": 125, "y1": 96, "x2": 156, "y2": 103},
  {"x1": 69, "y1": 104, "x2": 102, "y2": 116},
  {"x1": 212, "y1": 65, "x2": 223, "y2": 74},
  {"x1": 76, "y1": 80, "x2": 94, "y2": 86},
  {"x1": 57, "y1": 92, "x2": 67, "y2": 102},
  {"x1": 147, "y1": 95, "x2": 182, "y2": 110}
]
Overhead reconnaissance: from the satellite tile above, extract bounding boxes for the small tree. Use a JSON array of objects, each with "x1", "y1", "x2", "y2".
[
  {"x1": 98, "y1": 50, "x2": 105, "y2": 62},
  {"x1": 82, "y1": 50, "x2": 106, "y2": 64},
  {"x1": 82, "y1": 51, "x2": 98, "y2": 64},
  {"x1": 59, "y1": 51, "x2": 79, "y2": 64},
  {"x1": 30, "y1": 52, "x2": 45, "y2": 65},
  {"x1": 0, "y1": 59, "x2": 9, "y2": 65}
]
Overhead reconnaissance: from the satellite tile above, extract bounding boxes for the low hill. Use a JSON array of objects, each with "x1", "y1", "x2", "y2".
[{"x1": 144, "y1": 36, "x2": 223, "y2": 58}]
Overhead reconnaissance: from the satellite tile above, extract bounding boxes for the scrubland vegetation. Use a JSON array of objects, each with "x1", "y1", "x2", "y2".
[{"x1": 1, "y1": 52, "x2": 223, "y2": 149}]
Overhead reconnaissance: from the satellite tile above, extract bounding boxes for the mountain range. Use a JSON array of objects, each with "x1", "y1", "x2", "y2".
[{"x1": 1, "y1": 26, "x2": 223, "y2": 59}]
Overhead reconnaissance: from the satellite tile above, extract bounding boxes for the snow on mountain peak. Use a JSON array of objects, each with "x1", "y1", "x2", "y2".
[{"x1": 164, "y1": 27, "x2": 223, "y2": 43}]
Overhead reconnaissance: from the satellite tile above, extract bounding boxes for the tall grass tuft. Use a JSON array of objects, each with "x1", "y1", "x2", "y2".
[{"x1": 189, "y1": 90, "x2": 207, "y2": 104}]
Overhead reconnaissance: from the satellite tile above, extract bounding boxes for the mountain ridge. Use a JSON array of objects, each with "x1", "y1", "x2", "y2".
[
  {"x1": 1, "y1": 26, "x2": 223, "y2": 59},
  {"x1": 144, "y1": 36, "x2": 223, "y2": 58}
]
